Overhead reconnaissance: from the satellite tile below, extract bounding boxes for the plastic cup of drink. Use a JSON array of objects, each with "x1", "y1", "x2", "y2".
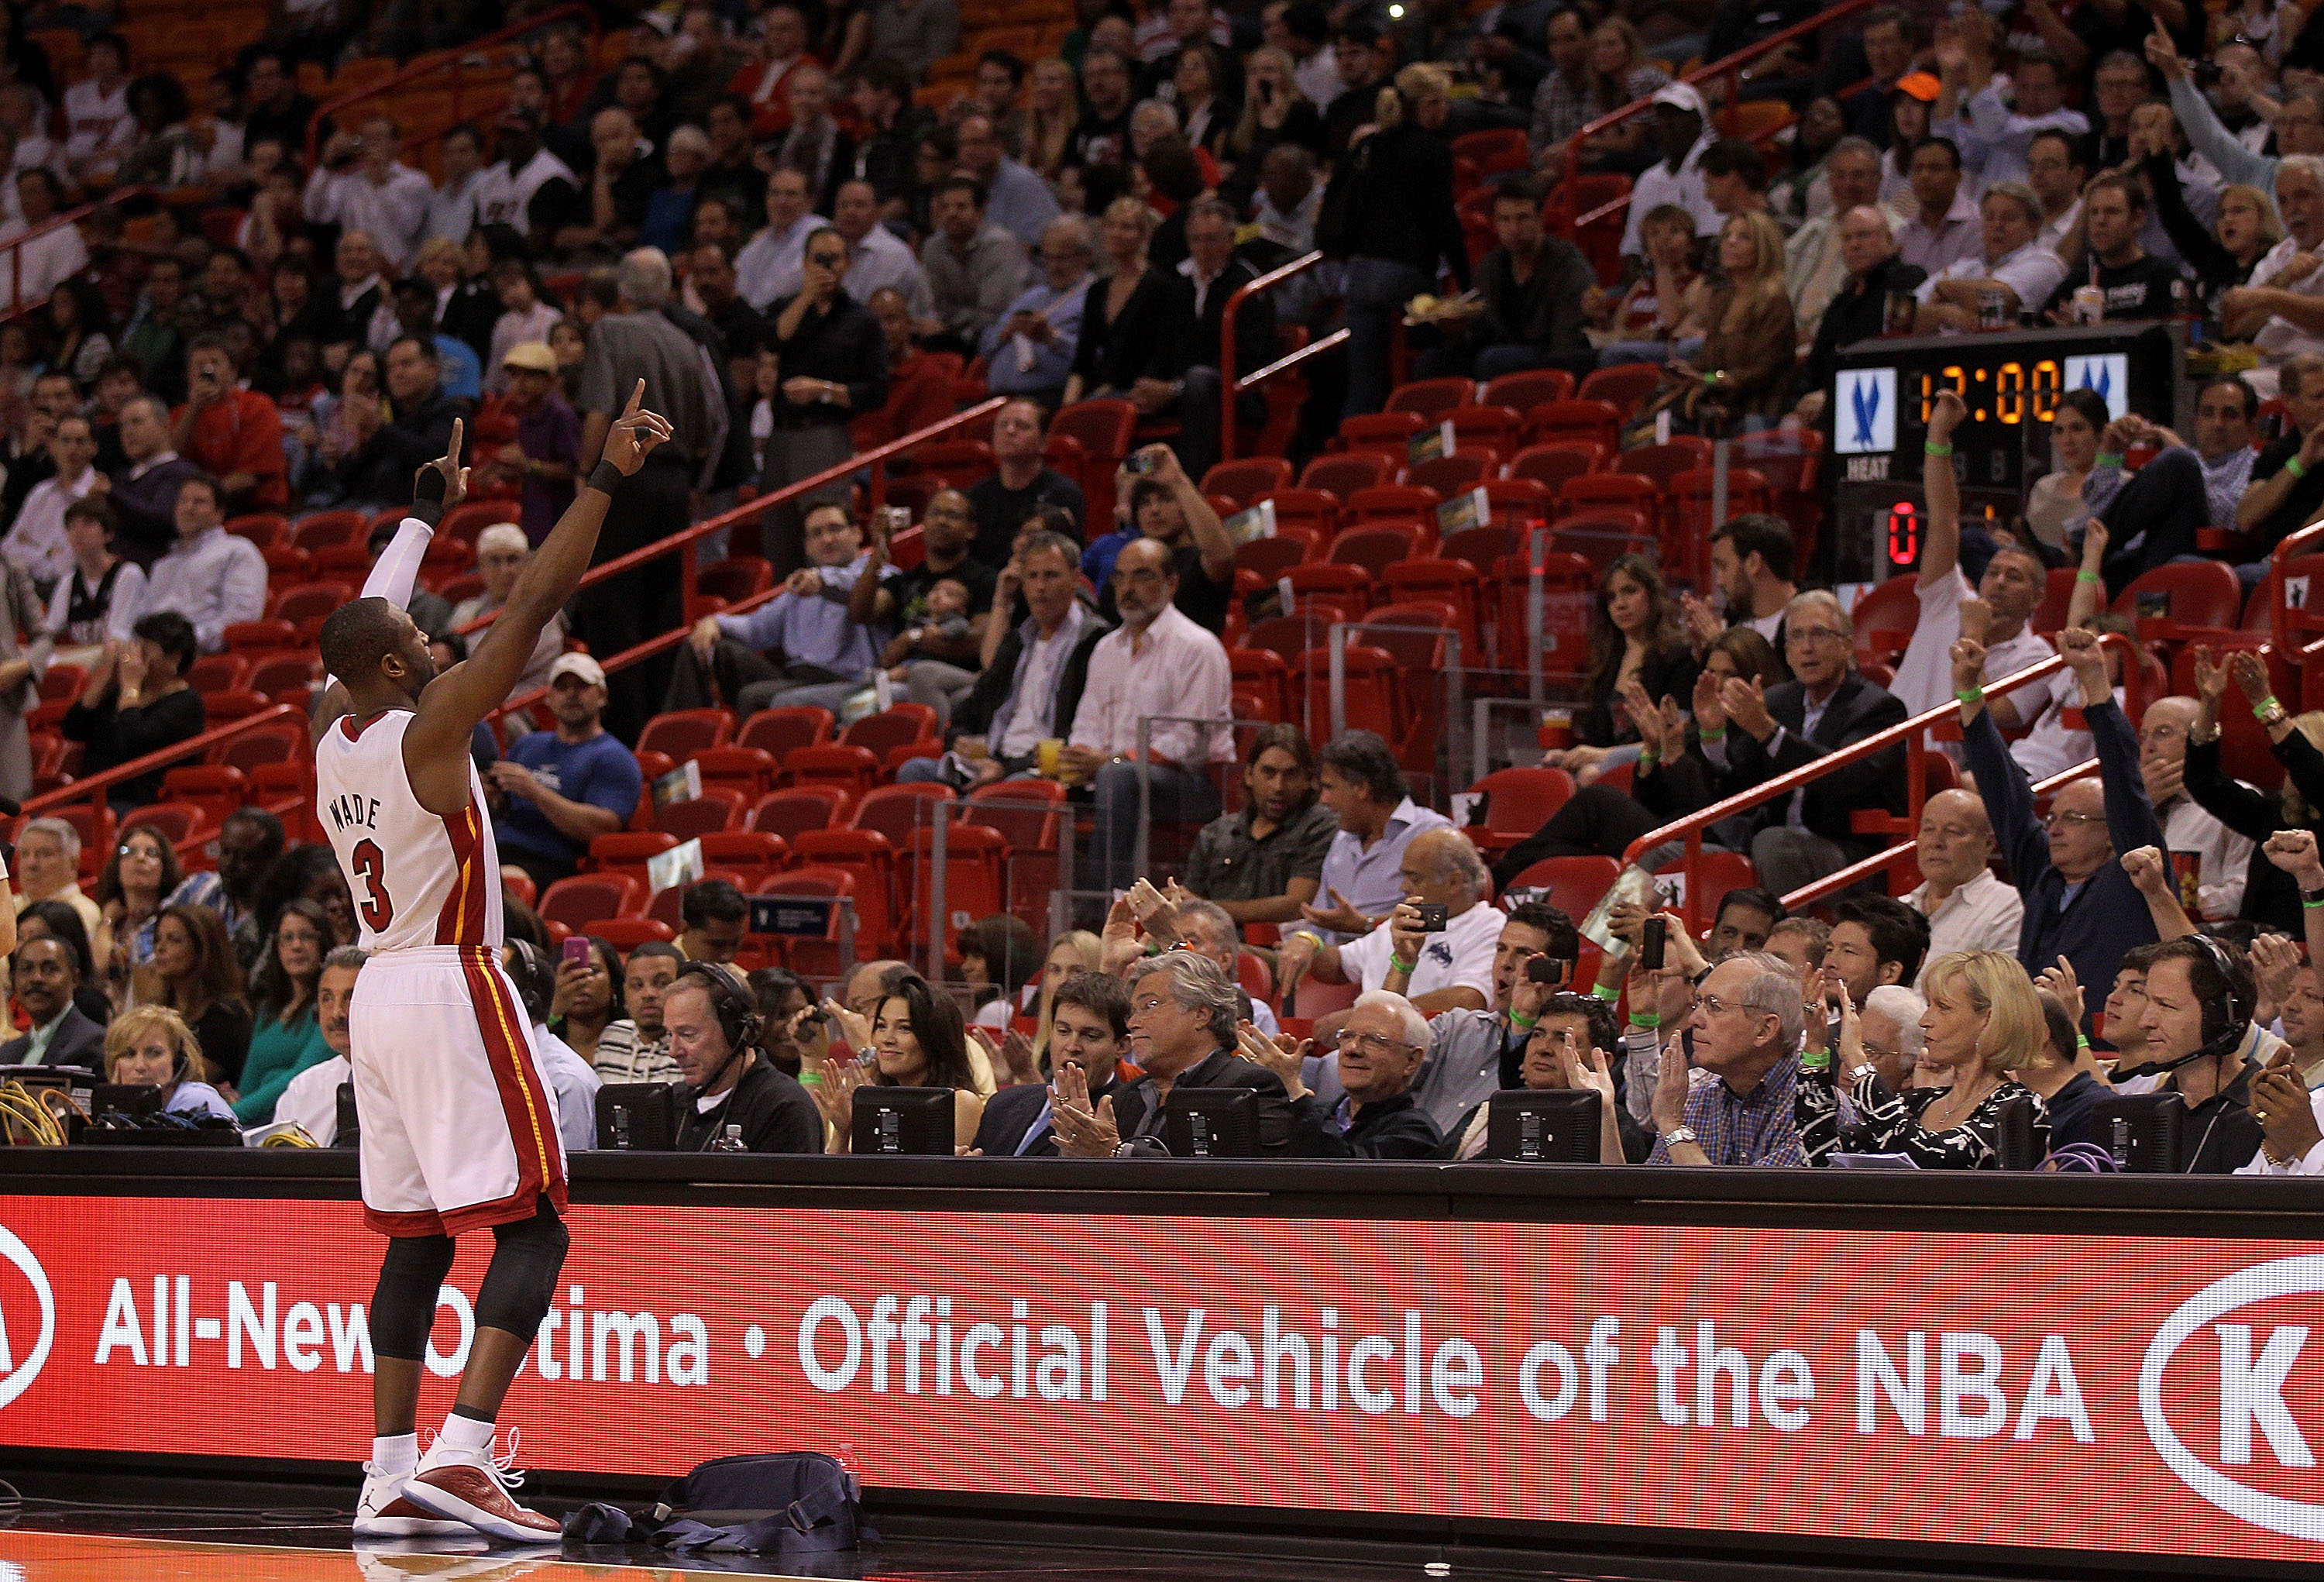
[
  {"x1": 1037, "y1": 738, "x2": 1064, "y2": 779},
  {"x1": 1538, "y1": 710, "x2": 1573, "y2": 751},
  {"x1": 958, "y1": 735, "x2": 990, "y2": 762}
]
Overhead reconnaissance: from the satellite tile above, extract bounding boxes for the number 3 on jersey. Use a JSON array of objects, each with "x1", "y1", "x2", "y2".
[{"x1": 352, "y1": 839, "x2": 396, "y2": 931}]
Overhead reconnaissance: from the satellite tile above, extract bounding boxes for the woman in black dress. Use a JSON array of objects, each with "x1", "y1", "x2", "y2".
[
  {"x1": 1556, "y1": 552, "x2": 1699, "y2": 784},
  {"x1": 1062, "y1": 194, "x2": 1174, "y2": 406},
  {"x1": 1828, "y1": 952, "x2": 2050, "y2": 1169}
]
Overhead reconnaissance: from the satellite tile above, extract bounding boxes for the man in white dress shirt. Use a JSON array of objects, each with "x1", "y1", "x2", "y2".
[
  {"x1": 61, "y1": 32, "x2": 134, "y2": 181},
  {"x1": 1277, "y1": 828, "x2": 1505, "y2": 1017},
  {"x1": 1062, "y1": 535, "x2": 1232, "y2": 900},
  {"x1": 421, "y1": 124, "x2": 485, "y2": 246},
  {"x1": 2, "y1": 414, "x2": 101, "y2": 596},
  {"x1": 0, "y1": 169, "x2": 86, "y2": 312},
  {"x1": 831, "y1": 179, "x2": 933, "y2": 320},
  {"x1": 304, "y1": 114, "x2": 435, "y2": 271},
  {"x1": 1903, "y1": 790, "x2": 2024, "y2": 989},
  {"x1": 139, "y1": 475, "x2": 267, "y2": 654},
  {"x1": 734, "y1": 167, "x2": 827, "y2": 311},
  {"x1": 2140, "y1": 695, "x2": 2254, "y2": 922},
  {"x1": 1912, "y1": 182, "x2": 2066, "y2": 332}
]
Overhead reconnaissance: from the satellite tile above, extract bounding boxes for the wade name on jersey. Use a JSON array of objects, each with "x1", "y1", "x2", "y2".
[{"x1": 325, "y1": 794, "x2": 383, "y2": 836}]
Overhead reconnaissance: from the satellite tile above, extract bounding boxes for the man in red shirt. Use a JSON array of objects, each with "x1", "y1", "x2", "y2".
[{"x1": 168, "y1": 335, "x2": 289, "y2": 512}]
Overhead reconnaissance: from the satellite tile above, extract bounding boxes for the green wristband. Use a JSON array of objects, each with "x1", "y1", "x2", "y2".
[
  {"x1": 1628, "y1": 1011, "x2": 1661, "y2": 1029},
  {"x1": 1638, "y1": 748, "x2": 1659, "y2": 769},
  {"x1": 2076, "y1": 1035, "x2": 2091, "y2": 1050},
  {"x1": 1923, "y1": 441, "x2": 1953, "y2": 457},
  {"x1": 1508, "y1": 1010, "x2": 1538, "y2": 1030},
  {"x1": 2302, "y1": 896, "x2": 2324, "y2": 910},
  {"x1": 1955, "y1": 687, "x2": 1985, "y2": 705},
  {"x1": 1698, "y1": 724, "x2": 1726, "y2": 741},
  {"x1": 1387, "y1": 954, "x2": 1418, "y2": 975},
  {"x1": 2075, "y1": 570, "x2": 2102, "y2": 584},
  {"x1": 2290, "y1": 456, "x2": 2309, "y2": 481},
  {"x1": 1592, "y1": 982, "x2": 1621, "y2": 1003},
  {"x1": 2255, "y1": 696, "x2": 2283, "y2": 721}
]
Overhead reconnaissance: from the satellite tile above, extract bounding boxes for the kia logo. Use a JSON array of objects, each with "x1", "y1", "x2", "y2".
[
  {"x1": 0, "y1": 1225, "x2": 53, "y2": 1409},
  {"x1": 2140, "y1": 1255, "x2": 2324, "y2": 1541}
]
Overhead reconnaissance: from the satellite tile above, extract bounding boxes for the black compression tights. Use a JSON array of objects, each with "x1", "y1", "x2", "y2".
[{"x1": 370, "y1": 1203, "x2": 571, "y2": 1361}]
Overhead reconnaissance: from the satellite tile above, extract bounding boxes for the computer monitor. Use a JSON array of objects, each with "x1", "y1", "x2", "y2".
[
  {"x1": 1994, "y1": 1092, "x2": 2041, "y2": 1171},
  {"x1": 852, "y1": 1087, "x2": 955, "y2": 1154},
  {"x1": 1483, "y1": 1089, "x2": 1600, "y2": 1162},
  {"x1": 1161, "y1": 1087, "x2": 1260, "y2": 1157},
  {"x1": 596, "y1": 1083, "x2": 679, "y2": 1151},
  {"x1": 2090, "y1": 1092, "x2": 2185, "y2": 1172}
]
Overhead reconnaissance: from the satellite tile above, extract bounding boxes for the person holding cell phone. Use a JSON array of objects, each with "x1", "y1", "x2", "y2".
[{"x1": 1278, "y1": 827, "x2": 1504, "y2": 1046}]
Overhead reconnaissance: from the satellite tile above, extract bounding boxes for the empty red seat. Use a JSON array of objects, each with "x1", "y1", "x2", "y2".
[
  {"x1": 963, "y1": 777, "x2": 1068, "y2": 937},
  {"x1": 786, "y1": 743, "x2": 882, "y2": 799},
  {"x1": 638, "y1": 708, "x2": 734, "y2": 759},
  {"x1": 1201, "y1": 457, "x2": 1293, "y2": 506},
  {"x1": 901, "y1": 823, "x2": 1009, "y2": 958},
  {"x1": 1299, "y1": 452, "x2": 1393, "y2": 497},
  {"x1": 696, "y1": 830, "x2": 789, "y2": 890},
  {"x1": 691, "y1": 746, "x2": 780, "y2": 801},
  {"x1": 538, "y1": 874, "x2": 645, "y2": 932},
  {"x1": 1406, "y1": 452, "x2": 1491, "y2": 495},
  {"x1": 758, "y1": 867, "x2": 861, "y2": 976},
  {"x1": 1465, "y1": 767, "x2": 1576, "y2": 853},
  {"x1": 159, "y1": 765, "x2": 246, "y2": 831},
  {"x1": 1508, "y1": 442, "x2": 1604, "y2": 490},
  {"x1": 215, "y1": 722, "x2": 303, "y2": 772},
  {"x1": 119, "y1": 800, "x2": 204, "y2": 848},
  {"x1": 1482, "y1": 369, "x2": 1575, "y2": 411},
  {"x1": 1502, "y1": 855, "x2": 1618, "y2": 919},
  {"x1": 585, "y1": 917, "x2": 677, "y2": 950},
  {"x1": 273, "y1": 582, "x2": 353, "y2": 628},
  {"x1": 656, "y1": 791, "x2": 743, "y2": 839},
  {"x1": 851, "y1": 781, "x2": 955, "y2": 844},
  {"x1": 588, "y1": 831, "x2": 679, "y2": 891},
  {"x1": 751, "y1": 785, "x2": 850, "y2": 839},
  {"x1": 1336, "y1": 412, "x2": 1427, "y2": 461},
  {"x1": 841, "y1": 703, "x2": 940, "y2": 759},
  {"x1": 1525, "y1": 399, "x2": 1622, "y2": 452},
  {"x1": 787, "y1": 828, "x2": 898, "y2": 952},
  {"x1": 739, "y1": 705, "x2": 834, "y2": 758}
]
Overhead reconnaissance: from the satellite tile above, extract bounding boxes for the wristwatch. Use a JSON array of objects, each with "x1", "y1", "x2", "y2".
[
  {"x1": 2261, "y1": 699, "x2": 2291, "y2": 729},
  {"x1": 1659, "y1": 1124, "x2": 1697, "y2": 1148}
]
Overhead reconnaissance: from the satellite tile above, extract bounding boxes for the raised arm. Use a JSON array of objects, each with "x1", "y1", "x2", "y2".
[
  {"x1": 405, "y1": 386, "x2": 671, "y2": 812},
  {"x1": 1920, "y1": 389, "x2": 1965, "y2": 590},
  {"x1": 2121, "y1": 844, "x2": 2199, "y2": 939},
  {"x1": 1956, "y1": 634, "x2": 2053, "y2": 884},
  {"x1": 2267, "y1": 830, "x2": 2324, "y2": 965},
  {"x1": 2064, "y1": 626, "x2": 2166, "y2": 856}
]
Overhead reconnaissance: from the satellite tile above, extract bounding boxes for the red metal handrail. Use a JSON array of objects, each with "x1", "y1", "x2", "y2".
[
  {"x1": 304, "y1": 4, "x2": 600, "y2": 170},
  {"x1": 479, "y1": 398, "x2": 1009, "y2": 729},
  {"x1": 19, "y1": 703, "x2": 307, "y2": 865},
  {"x1": 0, "y1": 184, "x2": 156, "y2": 321},
  {"x1": 1560, "y1": 0, "x2": 1879, "y2": 248},
  {"x1": 1624, "y1": 638, "x2": 2138, "y2": 926},
  {"x1": 1219, "y1": 249, "x2": 1347, "y2": 464}
]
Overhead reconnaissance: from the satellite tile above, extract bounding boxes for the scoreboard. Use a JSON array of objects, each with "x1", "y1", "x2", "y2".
[{"x1": 1828, "y1": 321, "x2": 2186, "y2": 582}]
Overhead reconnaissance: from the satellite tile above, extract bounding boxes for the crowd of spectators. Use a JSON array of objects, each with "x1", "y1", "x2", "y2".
[{"x1": 4, "y1": 0, "x2": 2324, "y2": 1175}]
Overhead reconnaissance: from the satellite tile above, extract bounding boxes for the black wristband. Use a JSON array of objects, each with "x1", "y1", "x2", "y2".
[
  {"x1": 588, "y1": 459, "x2": 627, "y2": 496},
  {"x1": 409, "y1": 466, "x2": 447, "y2": 528}
]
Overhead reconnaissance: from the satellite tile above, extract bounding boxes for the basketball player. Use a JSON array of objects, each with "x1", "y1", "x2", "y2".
[{"x1": 315, "y1": 383, "x2": 672, "y2": 1543}]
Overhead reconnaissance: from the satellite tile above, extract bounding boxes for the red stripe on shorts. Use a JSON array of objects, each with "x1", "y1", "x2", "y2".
[
  {"x1": 460, "y1": 949, "x2": 567, "y2": 1219},
  {"x1": 436, "y1": 801, "x2": 486, "y2": 945}
]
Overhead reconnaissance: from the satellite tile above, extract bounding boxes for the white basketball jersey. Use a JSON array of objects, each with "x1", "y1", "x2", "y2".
[{"x1": 315, "y1": 710, "x2": 504, "y2": 953}]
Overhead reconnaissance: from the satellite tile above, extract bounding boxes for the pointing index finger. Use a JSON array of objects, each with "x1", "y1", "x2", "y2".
[{"x1": 624, "y1": 378, "x2": 645, "y2": 418}]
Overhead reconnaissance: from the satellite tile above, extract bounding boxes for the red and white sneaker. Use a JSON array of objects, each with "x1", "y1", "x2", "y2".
[
  {"x1": 355, "y1": 1461, "x2": 471, "y2": 1537},
  {"x1": 400, "y1": 1429, "x2": 561, "y2": 1546}
]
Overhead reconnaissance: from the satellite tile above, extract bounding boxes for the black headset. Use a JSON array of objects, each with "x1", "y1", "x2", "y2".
[
  {"x1": 674, "y1": 963, "x2": 765, "y2": 1110},
  {"x1": 2187, "y1": 934, "x2": 2251, "y2": 1063}
]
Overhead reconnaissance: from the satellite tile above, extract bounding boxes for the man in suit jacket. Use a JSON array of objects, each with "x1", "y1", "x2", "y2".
[
  {"x1": 971, "y1": 972, "x2": 1147, "y2": 1156},
  {"x1": 1700, "y1": 588, "x2": 1910, "y2": 896},
  {"x1": 916, "y1": 531, "x2": 1112, "y2": 784},
  {"x1": 1048, "y1": 952, "x2": 1294, "y2": 1156},
  {"x1": 1138, "y1": 198, "x2": 1275, "y2": 483},
  {"x1": 0, "y1": 937, "x2": 106, "y2": 1069}
]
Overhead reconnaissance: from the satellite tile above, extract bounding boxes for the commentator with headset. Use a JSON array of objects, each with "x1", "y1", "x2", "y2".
[
  {"x1": 664, "y1": 962, "x2": 825, "y2": 1153},
  {"x1": 2111, "y1": 934, "x2": 2272, "y2": 1174}
]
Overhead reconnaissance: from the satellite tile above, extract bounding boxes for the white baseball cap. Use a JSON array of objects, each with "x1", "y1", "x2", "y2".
[
  {"x1": 548, "y1": 652, "x2": 607, "y2": 688},
  {"x1": 1652, "y1": 82, "x2": 1708, "y2": 117}
]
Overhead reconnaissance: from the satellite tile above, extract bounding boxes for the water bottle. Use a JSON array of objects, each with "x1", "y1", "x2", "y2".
[{"x1": 711, "y1": 1123, "x2": 748, "y2": 1154}]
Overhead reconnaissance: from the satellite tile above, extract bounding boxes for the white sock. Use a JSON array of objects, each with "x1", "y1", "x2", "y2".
[
  {"x1": 372, "y1": 1432, "x2": 418, "y2": 1475},
  {"x1": 438, "y1": 1412, "x2": 497, "y2": 1456}
]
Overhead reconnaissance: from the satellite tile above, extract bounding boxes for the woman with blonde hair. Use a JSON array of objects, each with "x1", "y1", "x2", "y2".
[
  {"x1": 1650, "y1": 210, "x2": 1796, "y2": 430},
  {"x1": 1832, "y1": 952, "x2": 2047, "y2": 1168},
  {"x1": 1063, "y1": 195, "x2": 1173, "y2": 405},
  {"x1": 1023, "y1": 57, "x2": 1081, "y2": 181},
  {"x1": 1031, "y1": 928, "x2": 1103, "y2": 1068},
  {"x1": 1576, "y1": 18, "x2": 1670, "y2": 171},
  {"x1": 105, "y1": 1004, "x2": 234, "y2": 1120},
  {"x1": 1226, "y1": 45, "x2": 1325, "y2": 176},
  {"x1": 1339, "y1": 62, "x2": 1468, "y2": 418}
]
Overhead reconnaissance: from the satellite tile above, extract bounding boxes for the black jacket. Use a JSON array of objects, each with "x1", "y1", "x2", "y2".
[
  {"x1": 62, "y1": 683, "x2": 206, "y2": 807},
  {"x1": 673, "y1": 1058, "x2": 825, "y2": 1153},
  {"x1": 1071, "y1": 267, "x2": 1175, "y2": 394},
  {"x1": 971, "y1": 1075, "x2": 1148, "y2": 1157},
  {"x1": 2183, "y1": 731, "x2": 2324, "y2": 934},
  {"x1": 1717, "y1": 672, "x2": 1910, "y2": 855},
  {"x1": 1149, "y1": 256, "x2": 1274, "y2": 381},
  {"x1": 766, "y1": 291, "x2": 888, "y2": 425},
  {"x1": 1338, "y1": 123, "x2": 1470, "y2": 290},
  {"x1": 951, "y1": 609, "x2": 1112, "y2": 761},
  {"x1": 1123, "y1": 1044, "x2": 1294, "y2": 1154},
  {"x1": 1289, "y1": 1090, "x2": 1442, "y2": 1158},
  {"x1": 1793, "y1": 255, "x2": 1924, "y2": 411},
  {"x1": 337, "y1": 385, "x2": 472, "y2": 504},
  {"x1": 0, "y1": 1003, "x2": 106, "y2": 1069},
  {"x1": 1472, "y1": 239, "x2": 1596, "y2": 359}
]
